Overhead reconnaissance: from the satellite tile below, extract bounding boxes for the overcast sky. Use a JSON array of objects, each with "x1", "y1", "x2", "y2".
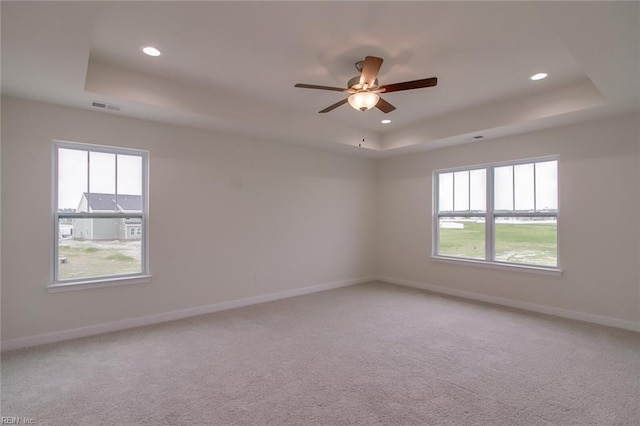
[
  {"x1": 59, "y1": 148, "x2": 556, "y2": 213},
  {"x1": 439, "y1": 160, "x2": 557, "y2": 212},
  {"x1": 58, "y1": 148, "x2": 142, "y2": 210}
]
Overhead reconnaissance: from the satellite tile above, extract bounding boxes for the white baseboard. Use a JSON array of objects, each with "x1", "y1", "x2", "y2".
[
  {"x1": 1, "y1": 276, "x2": 374, "y2": 351},
  {"x1": 377, "y1": 275, "x2": 640, "y2": 332}
]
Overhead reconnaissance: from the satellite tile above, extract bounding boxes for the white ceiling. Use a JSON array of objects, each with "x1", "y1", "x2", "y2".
[{"x1": 2, "y1": 1, "x2": 638, "y2": 157}]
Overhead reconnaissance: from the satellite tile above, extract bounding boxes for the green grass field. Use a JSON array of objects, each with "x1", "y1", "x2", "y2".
[
  {"x1": 58, "y1": 245, "x2": 141, "y2": 280},
  {"x1": 439, "y1": 221, "x2": 557, "y2": 266},
  {"x1": 57, "y1": 221, "x2": 556, "y2": 281}
]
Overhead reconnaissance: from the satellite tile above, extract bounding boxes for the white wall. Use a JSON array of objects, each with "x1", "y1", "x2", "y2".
[
  {"x1": 377, "y1": 113, "x2": 640, "y2": 325},
  {"x1": 1, "y1": 97, "x2": 377, "y2": 341},
  {"x1": 2, "y1": 97, "x2": 638, "y2": 345}
]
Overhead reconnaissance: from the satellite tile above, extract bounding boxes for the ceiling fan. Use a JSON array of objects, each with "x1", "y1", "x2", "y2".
[{"x1": 294, "y1": 56, "x2": 438, "y2": 114}]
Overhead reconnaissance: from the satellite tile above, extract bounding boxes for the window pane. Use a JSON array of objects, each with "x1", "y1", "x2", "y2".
[
  {"x1": 438, "y1": 217, "x2": 485, "y2": 260},
  {"x1": 58, "y1": 148, "x2": 87, "y2": 212},
  {"x1": 438, "y1": 172, "x2": 453, "y2": 212},
  {"x1": 453, "y1": 171, "x2": 469, "y2": 211},
  {"x1": 536, "y1": 161, "x2": 558, "y2": 211},
  {"x1": 117, "y1": 154, "x2": 143, "y2": 213},
  {"x1": 469, "y1": 169, "x2": 486, "y2": 211},
  {"x1": 514, "y1": 163, "x2": 534, "y2": 211},
  {"x1": 117, "y1": 154, "x2": 142, "y2": 196},
  {"x1": 494, "y1": 166, "x2": 513, "y2": 211},
  {"x1": 494, "y1": 217, "x2": 557, "y2": 267},
  {"x1": 58, "y1": 218, "x2": 142, "y2": 281},
  {"x1": 89, "y1": 152, "x2": 116, "y2": 196}
]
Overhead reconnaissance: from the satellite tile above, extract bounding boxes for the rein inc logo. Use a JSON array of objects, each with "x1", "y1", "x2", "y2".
[{"x1": 1, "y1": 418, "x2": 34, "y2": 425}]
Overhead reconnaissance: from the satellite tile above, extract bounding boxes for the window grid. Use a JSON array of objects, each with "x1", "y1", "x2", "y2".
[
  {"x1": 52, "y1": 141, "x2": 149, "y2": 285},
  {"x1": 434, "y1": 157, "x2": 558, "y2": 269}
]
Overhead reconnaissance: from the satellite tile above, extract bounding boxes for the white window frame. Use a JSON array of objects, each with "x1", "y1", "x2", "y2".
[
  {"x1": 50, "y1": 140, "x2": 151, "y2": 290},
  {"x1": 432, "y1": 156, "x2": 561, "y2": 274}
]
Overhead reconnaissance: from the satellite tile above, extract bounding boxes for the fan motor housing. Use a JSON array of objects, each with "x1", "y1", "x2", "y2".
[{"x1": 348, "y1": 76, "x2": 378, "y2": 90}]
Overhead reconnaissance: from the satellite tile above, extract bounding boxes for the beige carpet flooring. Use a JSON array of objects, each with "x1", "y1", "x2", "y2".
[{"x1": 2, "y1": 281, "x2": 639, "y2": 425}]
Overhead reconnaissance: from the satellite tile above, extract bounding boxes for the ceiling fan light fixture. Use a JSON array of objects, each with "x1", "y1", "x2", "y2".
[
  {"x1": 348, "y1": 92, "x2": 380, "y2": 111},
  {"x1": 294, "y1": 56, "x2": 436, "y2": 114}
]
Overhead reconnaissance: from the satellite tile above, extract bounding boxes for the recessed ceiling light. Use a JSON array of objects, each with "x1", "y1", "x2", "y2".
[
  {"x1": 530, "y1": 72, "x2": 547, "y2": 81},
  {"x1": 141, "y1": 46, "x2": 161, "y2": 57},
  {"x1": 381, "y1": 119, "x2": 391, "y2": 124}
]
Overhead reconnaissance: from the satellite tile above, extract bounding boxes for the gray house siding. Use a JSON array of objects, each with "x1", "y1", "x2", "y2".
[
  {"x1": 119, "y1": 220, "x2": 142, "y2": 240},
  {"x1": 72, "y1": 193, "x2": 142, "y2": 241},
  {"x1": 73, "y1": 218, "x2": 93, "y2": 239},
  {"x1": 92, "y1": 219, "x2": 120, "y2": 240}
]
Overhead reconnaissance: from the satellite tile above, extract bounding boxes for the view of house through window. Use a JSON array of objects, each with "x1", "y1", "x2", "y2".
[
  {"x1": 435, "y1": 158, "x2": 558, "y2": 268},
  {"x1": 54, "y1": 141, "x2": 148, "y2": 283}
]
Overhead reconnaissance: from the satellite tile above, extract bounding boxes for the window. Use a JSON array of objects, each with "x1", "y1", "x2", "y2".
[
  {"x1": 53, "y1": 141, "x2": 149, "y2": 286},
  {"x1": 434, "y1": 157, "x2": 558, "y2": 269}
]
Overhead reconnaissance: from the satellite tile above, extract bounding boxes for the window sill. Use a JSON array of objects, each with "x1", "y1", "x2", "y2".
[
  {"x1": 430, "y1": 256, "x2": 563, "y2": 276},
  {"x1": 47, "y1": 275, "x2": 152, "y2": 293}
]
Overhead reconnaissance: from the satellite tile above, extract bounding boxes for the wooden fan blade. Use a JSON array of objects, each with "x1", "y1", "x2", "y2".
[
  {"x1": 295, "y1": 83, "x2": 349, "y2": 92},
  {"x1": 359, "y1": 56, "x2": 384, "y2": 87},
  {"x1": 379, "y1": 77, "x2": 438, "y2": 93},
  {"x1": 319, "y1": 98, "x2": 348, "y2": 113},
  {"x1": 375, "y1": 97, "x2": 396, "y2": 113}
]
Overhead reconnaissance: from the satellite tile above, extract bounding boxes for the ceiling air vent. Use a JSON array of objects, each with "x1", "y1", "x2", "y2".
[{"x1": 91, "y1": 101, "x2": 121, "y2": 112}]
